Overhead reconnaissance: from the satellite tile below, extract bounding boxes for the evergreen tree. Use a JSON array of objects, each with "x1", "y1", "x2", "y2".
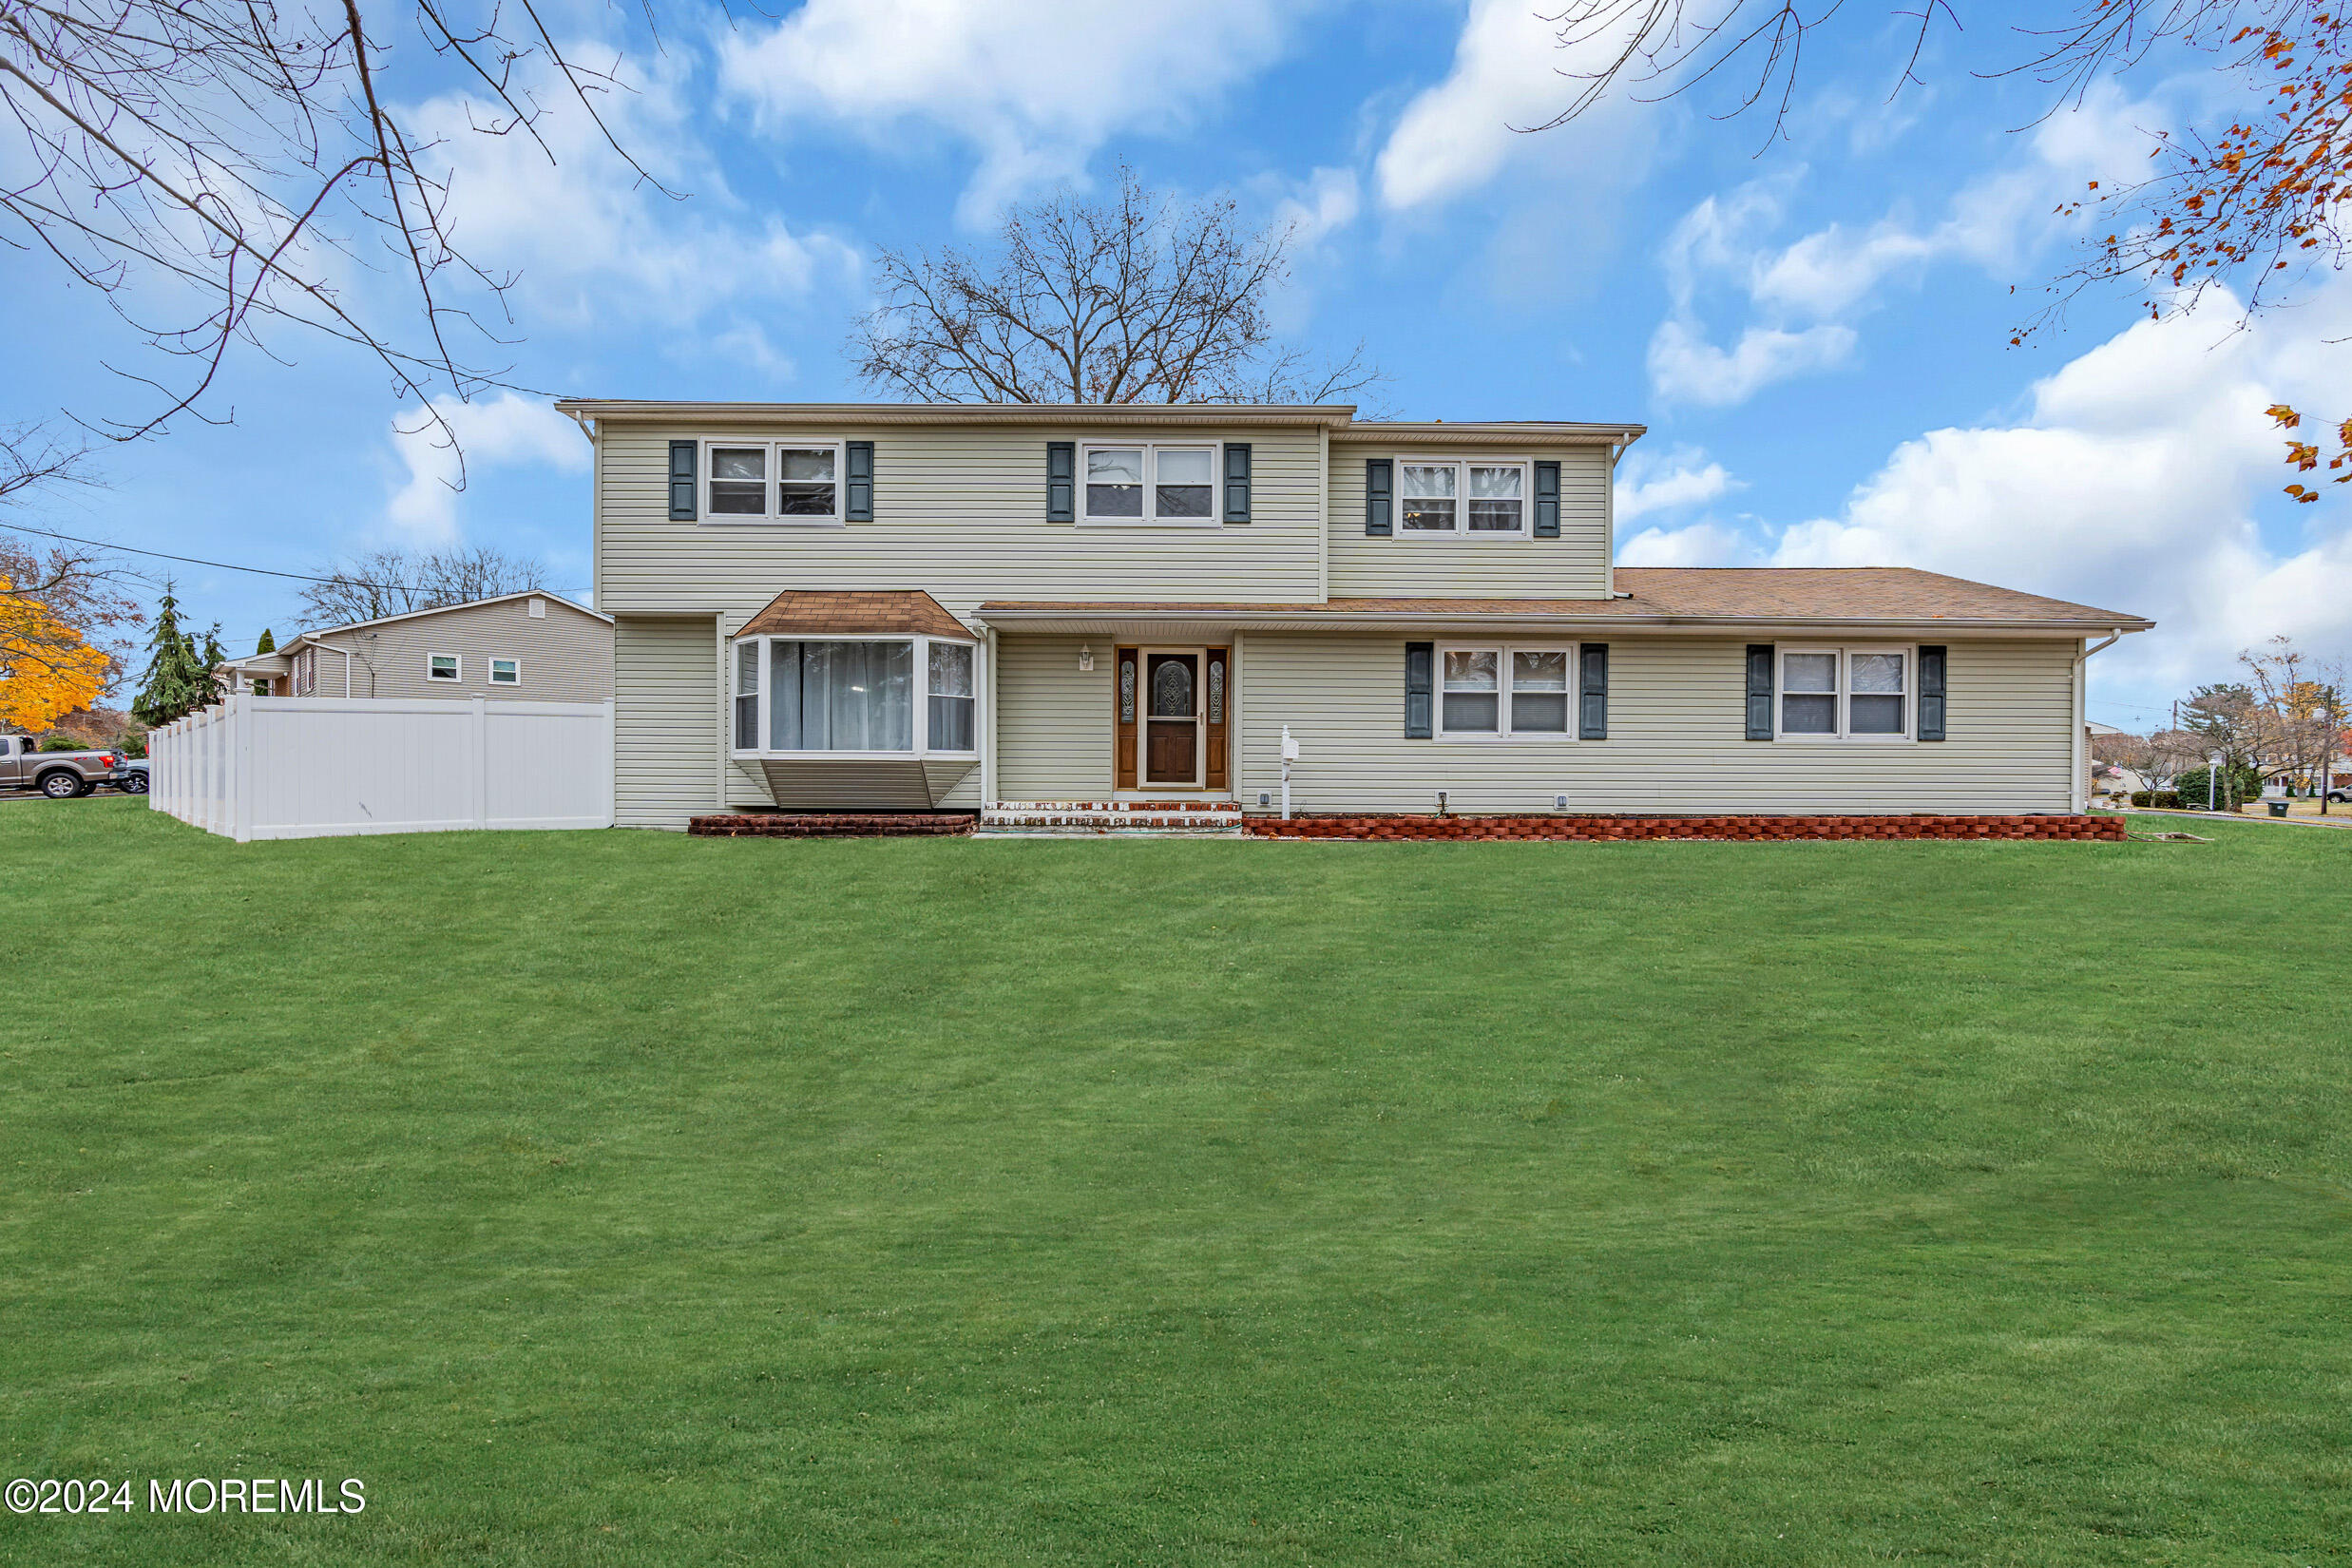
[
  {"x1": 128, "y1": 586, "x2": 213, "y2": 727},
  {"x1": 255, "y1": 628, "x2": 276, "y2": 654}
]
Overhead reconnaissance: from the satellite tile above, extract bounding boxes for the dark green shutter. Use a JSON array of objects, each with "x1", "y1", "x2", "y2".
[
  {"x1": 1046, "y1": 442, "x2": 1075, "y2": 523},
  {"x1": 668, "y1": 441, "x2": 698, "y2": 521},
  {"x1": 1405, "y1": 641, "x2": 1433, "y2": 738},
  {"x1": 1223, "y1": 443, "x2": 1252, "y2": 523},
  {"x1": 1534, "y1": 461, "x2": 1561, "y2": 538},
  {"x1": 1745, "y1": 644, "x2": 1775, "y2": 740},
  {"x1": 845, "y1": 440, "x2": 873, "y2": 522},
  {"x1": 1579, "y1": 643, "x2": 1608, "y2": 739},
  {"x1": 1918, "y1": 645, "x2": 1947, "y2": 742},
  {"x1": 1366, "y1": 459, "x2": 1393, "y2": 536}
]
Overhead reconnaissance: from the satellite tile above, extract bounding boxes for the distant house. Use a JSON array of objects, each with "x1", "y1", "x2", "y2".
[{"x1": 220, "y1": 592, "x2": 614, "y2": 701}]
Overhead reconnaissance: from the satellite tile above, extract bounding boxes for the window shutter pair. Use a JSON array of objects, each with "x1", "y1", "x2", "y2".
[
  {"x1": 670, "y1": 439, "x2": 874, "y2": 521},
  {"x1": 1741, "y1": 644, "x2": 1946, "y2": 739},
  {"x1": 1048, "y1": 441, "x2": 1249, "y2": 521}
]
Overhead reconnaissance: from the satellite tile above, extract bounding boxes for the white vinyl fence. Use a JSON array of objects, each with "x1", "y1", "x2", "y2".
[{"x1": 149, "y1": 695, "x2": 614, "y2": 841}]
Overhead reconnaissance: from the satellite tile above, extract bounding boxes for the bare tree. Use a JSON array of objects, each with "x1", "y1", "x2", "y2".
[
  {"x1": 296, "y1": 545, "x2": 550, "y2": 627},
  {"x1": 2143, "y1": 727, "x2": 2208, "y2": 791},
  {"x1": 853, "y1": 168, "x2": 1381, "y2": 406},
  {"x1": 2239, "y1": 635, "x2": 2345, "y2": 793},
  {"x1": 0, "y1": 425, "x2": 139, "y2": 685},
  {"x1": 0, "y1": 0, "x2": 663, "y2": 462}
]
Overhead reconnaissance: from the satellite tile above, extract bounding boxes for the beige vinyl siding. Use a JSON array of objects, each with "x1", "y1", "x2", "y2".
[
  {"x1": 306, "y1": 599, "x2": 612, "y2": 701},
  {"x1": 1326, "y1": 443, "x2": 1612, "y2": 599},
  {"x1": 1236, "y1": 636, "x2": 2077, "y2": 815},
  {"x1": 615, "y1": 615, "x2": 719, "y2": 829},
  {"x1": 994, "y1": 635, "x2": 1114, "y2": 800},
  {"x1": 597, "y1": 426, "x2": 1326, "y2": 619}
]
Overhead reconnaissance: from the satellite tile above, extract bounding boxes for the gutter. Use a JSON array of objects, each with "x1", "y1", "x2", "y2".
[
  {"x1": 2074, "y1": 627, "x2": 2125, "y2": 813},
  {"x1": 972, "y1": 606, "x2": 2157, "y2": 638}
]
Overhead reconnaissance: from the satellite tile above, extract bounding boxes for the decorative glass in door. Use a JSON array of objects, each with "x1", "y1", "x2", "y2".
[{"x1": 1143, "y1": 653, "x2": 1199, "y2": 785}]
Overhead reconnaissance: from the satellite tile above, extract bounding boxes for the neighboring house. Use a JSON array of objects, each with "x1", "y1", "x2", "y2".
[
  {"x1": 552, "y1": 400, "x2": 2154, "y2": 829},
  {"x1": 220, "y1": 592, "x2": 614, "y2": 702}
]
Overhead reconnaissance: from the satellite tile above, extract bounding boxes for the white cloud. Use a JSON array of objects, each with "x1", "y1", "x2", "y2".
[
  {"x1": 1375, "y1": 0, "x2": 1645, "y2": 212},
  {"x1": 717, "y1": 0, "x2": 1303, "y2": 220},
  {"x1": 1768, "y1": 282, "x2": 2352, "y2": 692},
  {"x1": 410, "y1": 53, "x2": 858, "y2": 331},
  {"x1": 1649, "y1": 86, "x2": 2161, "y2": 405},
  {"x1": 1617, "y1": 520, "x2": 1751, "y2": 566},
  {"x1": 1614, "y1": 445, "x2": 1741, "y2": 522},
  {"x1": 387, "y1": 394, "x2": 588, "y2": 546},
  {"x1": 1275, "y1": 166, "x2": 1362, "y2": 247},
  {"x1": 1646, "y1": 318, "x2": 1855, "y2": 406}
]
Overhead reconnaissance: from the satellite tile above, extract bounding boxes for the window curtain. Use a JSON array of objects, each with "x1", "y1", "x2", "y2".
[{"x1": 767, "y1": 641, "x2": 914, "y2": 751}]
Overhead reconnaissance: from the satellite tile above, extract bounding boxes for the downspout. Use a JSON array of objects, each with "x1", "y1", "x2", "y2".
[{"x1": 2074, "y1": 629, "x2": 2123, "y2": 813}]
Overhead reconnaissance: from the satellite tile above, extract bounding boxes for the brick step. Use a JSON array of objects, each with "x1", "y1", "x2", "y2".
[
  {"x1": 987, "y1": 800, "x2": 1241, "y2": 815},
  {"x1": 981, "y1": 800, "x2": 1243, "y2": 833}
]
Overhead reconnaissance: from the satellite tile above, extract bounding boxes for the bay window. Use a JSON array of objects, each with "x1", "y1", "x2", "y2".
[
  {"x1": 1081, "y1": 444, "x2": 1219, "y2": 523},
  {"x1": 732, "y1": 635, "x2": 979, "y2": 755},
  {"x1": 704, "y1": 441, "x2": 842, "y2": 523},
  {"x1": 1401, "y1": 458, "x2": 1528, "y2": 535},
  {"x1": 1440, "y1": 645, "x2": 1576, "y2": 737},
  {"x1": 1779, "y1": 647, "x2": 1910, "y2": 739}
]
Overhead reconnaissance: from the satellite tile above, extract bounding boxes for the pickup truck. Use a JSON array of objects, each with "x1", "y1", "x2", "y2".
[{"x1": 0, "y1": 735, "x2": 124, "y2": 798}]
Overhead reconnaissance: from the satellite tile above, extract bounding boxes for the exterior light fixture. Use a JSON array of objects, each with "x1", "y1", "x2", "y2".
[{"x1": 1078, "y1": 645, "x2": 1094, "y2": 673}]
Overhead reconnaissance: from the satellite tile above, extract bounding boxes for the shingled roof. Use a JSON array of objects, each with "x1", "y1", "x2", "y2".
[
  {"x1": 975, "y1": 568, "x2": 2150, "y2": 631},
  {"x1": 735, "y1": 589, "x2": 974, "y2": 641}
]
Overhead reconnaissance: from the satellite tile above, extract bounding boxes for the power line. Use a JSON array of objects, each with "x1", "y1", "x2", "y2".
[{"x1": 2, "y1": 520, "x2": 587, "y2": 597}]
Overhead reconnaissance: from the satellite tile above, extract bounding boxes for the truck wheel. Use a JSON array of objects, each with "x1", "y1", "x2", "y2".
[
  {"x1": 38, "y1": 771, "x2": 88, "y2": 799},
  {"x1": 119, "y1": 772, "x2": 149, "y2": 794}
]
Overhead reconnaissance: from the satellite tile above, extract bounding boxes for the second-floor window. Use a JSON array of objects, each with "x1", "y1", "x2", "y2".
[
  {"x1": 1401, "y1": 459, "x2": 1528, "y2": 536},
  {"x1": 1082, "y1": 444, "x2": 1216, "y2": 523},
  {"x1": 706, "y1": 441, "x2": 841, "y2": 523}
]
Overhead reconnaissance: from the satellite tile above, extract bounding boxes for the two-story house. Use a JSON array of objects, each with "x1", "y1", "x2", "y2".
[{"x1": 556, "y1": 401, "x2": 2151, "y2": 830}]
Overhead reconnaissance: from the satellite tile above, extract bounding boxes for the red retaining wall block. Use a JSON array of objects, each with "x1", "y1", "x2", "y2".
[{"x1": 1245, "y1": 813, "x2": 2126, "y2": 843}]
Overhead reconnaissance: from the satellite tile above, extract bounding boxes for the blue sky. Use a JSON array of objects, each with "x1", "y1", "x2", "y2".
[{"x1": 10, "y1": 0, "x2": 2351, "y2": 732}]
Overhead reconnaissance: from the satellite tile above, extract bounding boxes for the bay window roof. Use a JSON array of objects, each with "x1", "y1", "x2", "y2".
[{"x1": 734, "y1": 588, "x2": 973, "y2": 641}]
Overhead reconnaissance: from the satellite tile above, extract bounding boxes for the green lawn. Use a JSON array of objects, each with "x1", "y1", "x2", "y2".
[{"x1": 5, "y1": 799, "x2": 2349, "y2": 1566}]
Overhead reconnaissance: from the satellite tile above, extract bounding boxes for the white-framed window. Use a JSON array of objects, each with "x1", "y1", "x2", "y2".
[
  {"x1": 703, "y1": 440, "x2": 843, "y2": 525},
  {"x1": 428, "y1": 653, "x2": 461, "y2": 681},
  {"x1": 1778, "y1": 646, "x2": 1911, "y2": 740},
  {"x1": 488, "y1": 658, "x2": 520, "y2": 686},
  {"x1": 731, "y1": 635, "x2": 981, "y2": 755},
  {"x1": 1400, "y1": 458, "x2": 1529, "y2": 536},
  {"x1": 1438, "y1": 645, "x2": 1577, "y2": 738},
  {"x1": 1080, "y1": 443, "x2": 1219, "y2": 524}
]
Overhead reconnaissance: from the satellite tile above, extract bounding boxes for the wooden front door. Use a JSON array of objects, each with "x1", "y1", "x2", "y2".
[{"x1": 1143, "y1": 652, "x2": 1199, "y2": 785}]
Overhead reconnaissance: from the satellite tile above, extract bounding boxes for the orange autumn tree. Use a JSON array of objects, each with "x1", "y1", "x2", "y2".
[
  {"x1": 2071, "y1": 6, "x2": 2352, "y2": 503},
  {"x1": 0, "y1": 573, "x2": 115, "y2": 731}
]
